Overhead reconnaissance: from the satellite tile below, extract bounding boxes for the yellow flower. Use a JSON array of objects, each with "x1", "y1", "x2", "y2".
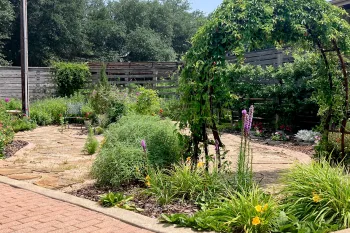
[
  {"x1": 255, "y1": 205, "x2": 263, "y2": 213},
  {"x1": 145, "y1": 175, "x2": 151, "y2": 187},
  {"x1": 100, "y1": 138, "x2": 106, "y2": 147},
  {"x1": 252, "y1": 216, "x2": 261, "y2": 226},
  {"x1": 312, "y1": 193, "x2": 322, "y2": 203},
  {"x1": 197, "y1": 162, "x2": 204, "y2": 168},
  {"x1": 263, "y1": 204, "x2": 268, "y2": 211},
  {"x1": 186, "y1": 157, "x2": 191, "y2": 163}
]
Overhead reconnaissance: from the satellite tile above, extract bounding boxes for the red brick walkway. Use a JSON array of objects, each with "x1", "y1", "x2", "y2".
[{"x1": 0, "y1": 183, "x2": 153, "y2": 233}]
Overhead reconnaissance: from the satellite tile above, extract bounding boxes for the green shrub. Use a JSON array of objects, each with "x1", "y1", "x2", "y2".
[
  {"x1": 92, "y1": 141, "x2": 146, "y2": 186},
  {"x1": 89, "y1": 85, "x2": 126, "y2": 124},
  {"x1": 30, "y1": 98, "x2": 67, "y2": 125},
  {"x1": 11, "y1": 116, "x2": 37, "y2": 132},
  {"x1": 92, "y1": 115, "x2": 182, "y2": 186},
  {"x1": 328, "y1": 132, "x2": 350, "y2": 158},
  {"x1": 94, "y1": 126, "x2": 104, "y2": 135},
  {"x1": 98, "y1": 63, "x2": 109, "y2": 88},
  {"x1": 84, "y1": 128, "x2": 99, "y2": 155},
  {"x1": 161, "y1": 186, "x2": 278, "y2": 233},
  {"x1": 108, "y1": 115, "x2": 181, "y2": 167},
  {"x1": 52, "y1": 62, "x2": 91, "y2": 97},
  {"x1": 160, "y1": 98, "x2": 181, "y2": 120},
  {"x1": 281, "y1": 160, "x2": 350, "y2": 230},
  {"x1": 1, "y1": 98, "x2": 21, "y2": 110},
  {"x1": 135, "y1": 87, "x2": 160, "y2": 115},
  {"x1": 0, "y1": 102, "x2": 14, "y2": 157}
]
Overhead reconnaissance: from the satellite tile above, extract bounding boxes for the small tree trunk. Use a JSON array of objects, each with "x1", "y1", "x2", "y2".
[{"x1": 333, "y1": 40, "x2": 348, "y2": 159}]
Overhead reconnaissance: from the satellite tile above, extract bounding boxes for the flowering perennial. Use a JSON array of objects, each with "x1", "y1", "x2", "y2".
[
  {"x1": 252, "y1": 216, "x2": 261, "y2": 226},
  {"x1": 242, "y1": 106, "x2": 254, "y2": 135},
  {"x1": 141, "y1": 140, "x2": 147, "y2": 152}
]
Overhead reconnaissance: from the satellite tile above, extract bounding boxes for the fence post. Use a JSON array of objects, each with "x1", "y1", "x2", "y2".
[{"x1": 275, "y1": 52, "x2": 284, "y2": 130}]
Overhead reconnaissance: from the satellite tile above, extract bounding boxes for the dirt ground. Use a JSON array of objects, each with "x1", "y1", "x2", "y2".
[{"x1": 0, "y1": 126, "x2": 311, "y2": 194}]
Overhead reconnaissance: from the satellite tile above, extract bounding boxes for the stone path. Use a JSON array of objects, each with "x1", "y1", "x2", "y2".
[
  {"x1": 0, "y1": 183, "x2": 153, "y2": 233},
  {"x1": 0, "y1": 126, "x2": 100, "y2": 192},
  {"x1": 0, "y1": 126, "x2": 312, "y2": 192}
]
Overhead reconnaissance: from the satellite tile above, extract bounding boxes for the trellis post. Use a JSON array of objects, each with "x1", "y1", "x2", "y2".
[{"x1": 20, "y1": 0, "x2": 29, "y2": 117}]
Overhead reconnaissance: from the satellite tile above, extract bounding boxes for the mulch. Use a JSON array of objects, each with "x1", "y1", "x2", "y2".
[
  {"x1": 252, "y1": 139, "x2": 315, "y2": 155},
  {"x1": 69, "y1": 184, "x2": 198, "y2": 219},
  {"x1": 3, "y1": 140, "x2": 28, "y2": 158}
]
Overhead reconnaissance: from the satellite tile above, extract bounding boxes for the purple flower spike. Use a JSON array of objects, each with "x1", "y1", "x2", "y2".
[
  {"x1": 5, "y1": 98, "x2": 10, "y2": 103},
  {"x1": 244, "y1": 114, "x2": 249, "y2": 134},
  {"x1": 242, "y1": 109, "x2": 247, "y2": 115},
  {"x1": 141, "y1": 140, "x2": 147, "y2": 152},
  {"x1": 247, "y1": 105, "x2": 254, "y2": 131}
]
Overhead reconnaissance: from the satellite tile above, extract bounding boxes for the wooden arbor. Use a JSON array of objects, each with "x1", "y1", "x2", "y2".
[{"x1": 179, "y1": 0, "x2": 350, "y2": 165}]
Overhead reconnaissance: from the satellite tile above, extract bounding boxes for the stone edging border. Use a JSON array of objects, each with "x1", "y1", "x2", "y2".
[{"x1": 0, "y1": 175, "x2": 199, "y2": 233}]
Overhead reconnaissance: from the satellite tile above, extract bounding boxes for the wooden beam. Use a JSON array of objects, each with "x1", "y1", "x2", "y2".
[{"x1": 20, "y1": 0, "x2": 29, "y2": 116}]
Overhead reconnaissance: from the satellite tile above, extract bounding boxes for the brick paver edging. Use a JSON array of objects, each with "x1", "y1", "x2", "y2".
[{"x1": 0, "y1": 175, "x2": 198, "y2": 233}]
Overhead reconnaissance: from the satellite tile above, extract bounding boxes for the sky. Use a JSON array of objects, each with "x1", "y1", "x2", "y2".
[{"x1": 190, "y1": 0, "x2": 223, "y2": 14}]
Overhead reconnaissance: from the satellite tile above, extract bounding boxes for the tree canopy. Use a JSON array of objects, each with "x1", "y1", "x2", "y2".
[{"x1": 1, "y1": 0, "x2": 206, "y2": 66}]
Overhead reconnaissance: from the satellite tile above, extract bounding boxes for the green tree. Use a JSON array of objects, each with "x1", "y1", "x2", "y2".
[
  {"x1": 126, "y1": 27, "x2": 176, "y2": 61},
  {"x1": 5, "y1": 0, "x2": 89, "y2": 66},
  {"x1": 3, "y1": 0, "x2": 206, "y2": 64},
  {"x1": 84, "y1": 0, "x2": 127, "y2": 61},
  {"x1": 0, "y1": 0, "x2": 14, "y2": 65}
]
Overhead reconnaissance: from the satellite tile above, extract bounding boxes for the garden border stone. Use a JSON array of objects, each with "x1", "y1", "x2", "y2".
[{"x1": 0, "y1": 175, "x2": 204, "y2": 233}]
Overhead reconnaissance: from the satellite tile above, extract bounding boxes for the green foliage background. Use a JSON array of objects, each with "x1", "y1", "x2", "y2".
[{"x1": 2, "y1": 0, "x2": 206, "y2": 66}]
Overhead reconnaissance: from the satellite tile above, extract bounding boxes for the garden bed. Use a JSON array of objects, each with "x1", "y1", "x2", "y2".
[
  {"x1": 3, "y1": 140, "x2": 28, "y2": 158},
  {"x1": 70, "y1": 184, "x2": 198, "y2": 219}
]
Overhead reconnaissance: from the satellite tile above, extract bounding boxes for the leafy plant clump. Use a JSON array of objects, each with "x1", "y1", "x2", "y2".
[
  {"x1": 105, "y1": 115, "x2": 182, "y2": 167},
  {"x1": 145, "y1": 162, "x2": 231, "y2": 206},
  {"x1": 52, "y1": 62, "x2": 91, "y2": 97},
  {"x1": 281, "y1": 160, "x2": 350, "y2": 230},
  {"x1": 295, "y1": 130, "x2": 321, "y2": 143},
  {"x1": 134, "y1": 87, "x2": 161, "y2": 115},
  {"x1": 99, "y1": 192, "x2": 142, "y2": 212},
  {"x1": 89, "y1": 85, "x2": 127, "y2": 125},
  {"x1": 161, "y1": 186, "x2": 278, "y2": 233},
  {"x1": 30, "y1": 98, "x2": 67, "y2": 125},
  {"x1": 0, "y1": 101, "x2": 14, "y2": 158},
  {"x1": 84, "y1": 127, "x2": 99, "y2": 155},
  {"x1": 11, "y1": 116, "x2": 37, "y2": 132},
  {"x1": 92, "y1": 115, "x2": 182, "y2": 187}
]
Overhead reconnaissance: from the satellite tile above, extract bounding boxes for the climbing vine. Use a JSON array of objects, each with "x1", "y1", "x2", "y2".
[{"x1": 179, "y1": 0, "x2": 350, "y2": 164}]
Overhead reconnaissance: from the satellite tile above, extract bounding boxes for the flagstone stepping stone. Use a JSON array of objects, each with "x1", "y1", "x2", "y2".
[
  {"x1": 8, "y1": 173, "x2": 42, "y2": 180},
  {"x1": 34, "y1": 176, "x2": 80, "y2": 189},
  {"x1": 0, "y1": 168, "x2": 32, "y2": 176}
]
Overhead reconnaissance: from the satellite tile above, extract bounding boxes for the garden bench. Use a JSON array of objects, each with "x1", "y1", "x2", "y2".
[
  {"x1": 6, "y1": 110, "x2": 22, "y2": 120},
  {"x1": 64, "y1": 103, "x2": 84, "y2": 129},
  {"x1": 6, "y1": 110, "x2": 22, "y2": 116}
]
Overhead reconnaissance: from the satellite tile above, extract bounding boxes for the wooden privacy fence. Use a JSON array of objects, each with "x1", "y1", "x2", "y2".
[
  {"x1": 0, "y1": 66, "x2": 54, "y2": 99},
  {"x1": 227, "y1": 48, "x2": 294, "y2": 67},
  {"x1": 88, "y1": 62, "x2": 182, "y2": 96},
  {"x1": 0, "y1": 62, "x2": 183, "y2": 99},
  {"x1": 0, "y1": 48, "x2": 293, "y2": 100}
]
